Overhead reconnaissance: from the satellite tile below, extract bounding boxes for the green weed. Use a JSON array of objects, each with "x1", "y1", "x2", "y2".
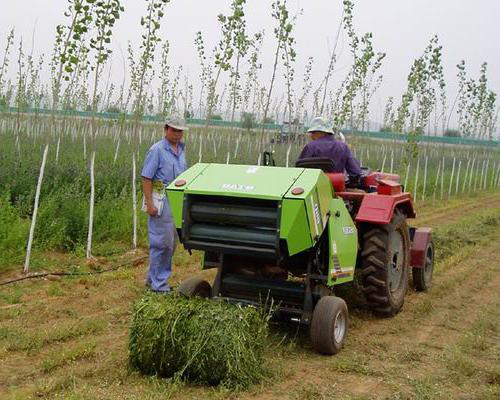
[
  {"x1": 329, "y1": 352, "x2": 375, "y2": 376},
  {"x1": 0, "y1": 285, "x2": 25, "y2": 304},
  {"x1": 291, "y1": 383, "x2": 338, "y2": 400},
  {"x1": 41, "y1": 339, "x2": 97, "y2": 373},
  {"x1": 47, "y1": 282, "x2": 65, "y2": 297},
  {"x1": 7, "y1": 318, "x2": 106, "y2": 354},
  {"x1": 407, "y1": 377, "x2": 446, "y2": 400},
  {"x1": 397, "y1": 346, "x2": 424, "y2": 363},
  {"x1": 484, "y1": 365, "x2": 500, "y2": 385},
  {"x1": 443, "y1": 346, "x2": 477, "y2": 377}
]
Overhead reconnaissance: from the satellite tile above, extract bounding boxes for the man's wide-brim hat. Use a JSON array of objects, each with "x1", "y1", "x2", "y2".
[
  {"x1": 165, "y1": 115, "x2": 188, "y2": 131},
  {"x1": 307, "y1": 116, "x2": 334, "y2": 135}
]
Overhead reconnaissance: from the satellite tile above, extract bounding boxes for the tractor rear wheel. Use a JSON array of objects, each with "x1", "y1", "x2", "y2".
[
  {"x1": 310, "y1": 296, "x2": 348, "y2": 355},
  {"x1": 413, "y1": 241, "x2": 434, "y2": 291},
  {"x1": 178, "y1": 277, "x2": 212, "y2": 298},
  {"x1": 360, "y1": 210, "x2": 410, "y2": 317}
]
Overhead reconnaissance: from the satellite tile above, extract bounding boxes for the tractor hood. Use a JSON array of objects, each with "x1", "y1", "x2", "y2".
[{"x1": 180, "y1": 164, "x2": 304, "y2": 200}]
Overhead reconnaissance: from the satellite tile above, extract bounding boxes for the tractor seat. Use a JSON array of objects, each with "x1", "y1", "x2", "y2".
[
  {"x1": 295, "y1": 157, "x2": 346, "y2": 192},
  {"x1": 295, "y1": 157, "x2": 336, "y2": 173}
]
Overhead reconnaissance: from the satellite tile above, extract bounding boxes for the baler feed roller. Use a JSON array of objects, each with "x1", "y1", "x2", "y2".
[
  {"x1": 183, "y1": 195, "x2": 280, "y2": 256},
  {"x1": 191, "y1": 203, "x2": 277, "y2": 227},
  {"x1": 190, "y1": 225, "x2": 276, "y2": 247}
]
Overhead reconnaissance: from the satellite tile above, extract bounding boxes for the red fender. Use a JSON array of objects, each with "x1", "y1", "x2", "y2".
[
  {"x1": 410, "y1": 227, "x2": 432, "y2": 268},
  {"x1": 355, "y1": 193, "x2": 416, "y2": 225}
]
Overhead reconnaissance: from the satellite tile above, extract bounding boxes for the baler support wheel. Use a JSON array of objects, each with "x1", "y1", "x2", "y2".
[
  {"x1": 310, "y1": 296, "x2": 348, "y2": 355},
  {"x1": 178, "y1": 277, "x2": 212, "y2": 298}
]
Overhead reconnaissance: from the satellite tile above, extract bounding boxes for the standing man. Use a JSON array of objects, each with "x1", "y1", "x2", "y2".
[
  {"x1": 141, "y1": 116, "x2": 188, "y2": 292},
  {"x1": 298, "y1": 116, "x2": 362, "y2": 180}
]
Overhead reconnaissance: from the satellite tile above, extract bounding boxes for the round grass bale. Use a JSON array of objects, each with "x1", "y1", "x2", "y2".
[{"x1": 128, "y1": 292, "x2": 269, "y2": 388}]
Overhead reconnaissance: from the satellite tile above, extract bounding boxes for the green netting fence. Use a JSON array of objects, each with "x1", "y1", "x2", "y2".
[{"x1": 2, "y1": 106, "x2": 498, "y2": 147}]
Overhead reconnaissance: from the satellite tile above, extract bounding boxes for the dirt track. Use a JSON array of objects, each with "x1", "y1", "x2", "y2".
[{"x1": 1, "y1": 192, "x2": 499, "y2": 399}]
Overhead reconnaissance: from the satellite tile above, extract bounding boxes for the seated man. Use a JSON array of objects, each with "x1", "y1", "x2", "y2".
[{"x1": 298, "y1": 116, "x2": 362, "y2": 180}]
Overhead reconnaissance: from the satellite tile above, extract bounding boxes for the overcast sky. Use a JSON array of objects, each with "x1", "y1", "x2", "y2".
[{"x1": 1, "y1": 0, "x2": 499, "y2": 125}]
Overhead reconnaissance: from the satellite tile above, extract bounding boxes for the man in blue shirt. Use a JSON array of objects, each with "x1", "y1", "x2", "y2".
[
  {"x1": 298, "y1": 116, "x2": 362, "y2": 179},
  {"x1": 141, "y1": 116, "x2": 188, "y2": 292}
]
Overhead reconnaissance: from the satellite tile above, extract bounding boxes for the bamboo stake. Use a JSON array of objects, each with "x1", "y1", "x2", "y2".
[
  {"x1": 113, "y1": 139, "x2": 120, "y2": 164},
  {"x1": 198, "y1": 136, "x2": 203, "y2": 163},
  {"x1": 55, "y1": 135, "x2": 61, "y2": 164},
  {"x1": 448, "y1": 157, "x2": 456, "y2": 197},
  {"x1": 473, "y1": 159, "x2": 481, "y2": 192},
  {"x1": 404, "y1": 162, "x2": 410, "y2": 192},
  {"x1": 413, "y1": 157, "x2": 420, "y2": 202},
  {"x1": 433, "y1": 161, "x2": 441, "y2": 200},
  {"x1": 478, "y1": 159, "x2": 485, "y2": 191},
  {"x1": 24, "y1": 144, "x2": 49, "y2": 273},
  {"x1": 483, "y1": 159, "x2": 490, "y2": 190},
  {"x1": 490, "y1": 162, "x2": 497, "y2": 189},
  {"x1": 468, "y1": 158, "x2": 476, "y2": 193},
  {"x1": 83, "y1": 134, "x2": 87, "y2": 161},
  {"x1": 455, "y1": 160, "x2": 462, "y2": 195},
  {"x1": 86, "y1": 151, "x2": 96, "y2": 259},
  {"x1": 286, "y1": 144, "x2": 291, "y2": 168},
  {"x1": 234, "y1": 137, "x2": 240, "y2": 158},
  {"x1": 462, "y1": 159, "x2": 470, "y2": 193},
  {"x1": 440, "y1": 157, "x2": 445, "y2": 199},
  {"x1": 422, "y1": 156, "x2": 428, "y2": 201},
  {"x1": 132, "y1": 152, "x2": 137, "y2": 249}
]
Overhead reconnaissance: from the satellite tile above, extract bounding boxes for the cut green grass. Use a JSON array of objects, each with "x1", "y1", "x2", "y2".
[
  {"x1": 443, "y1": 345, "x2": 477, "y2": 378},
  {"x1": 329, "y1": 351, "x2": 376, "y2": 376},
  {"x1": 7, "y1": 317, "x2": 106, "y2": 354},
  {"x1": 129, "y1": 292, "x2": 270, "y2": 389},
  {"x1": 433, "y1": 209, "x2": 500, "y2": 264},
  {"x1": 40, "y1": 339, "x2": 97, "y2": 373}
]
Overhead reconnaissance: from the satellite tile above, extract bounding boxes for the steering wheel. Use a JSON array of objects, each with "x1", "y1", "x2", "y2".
[{"x1": 345, "y1": 167, "x2": 371, "y2": 189}]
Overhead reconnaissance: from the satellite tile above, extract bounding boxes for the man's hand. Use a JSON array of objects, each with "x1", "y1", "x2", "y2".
[
  {"x1": 142, "y1": 178, "x2": 157, "y2": 216},
  {"x1": 146, "y1": 204, "x2": 158, "y2": 217}
]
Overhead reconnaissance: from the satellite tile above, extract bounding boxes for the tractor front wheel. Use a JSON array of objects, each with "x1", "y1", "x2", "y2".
[
  {"x1": 178, "y1": 277, "x2": 212, "y2": 298},
  {"x1": 310, "y1": 296, "x2": 348, "y2": 355},
  {"x1": 360, "y1": 210, "x2": 410, "y2": 317}
]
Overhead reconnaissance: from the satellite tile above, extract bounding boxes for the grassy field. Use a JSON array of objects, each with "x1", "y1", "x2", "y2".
[{"x1": 1, "y1": 192, "x2": 499, "y2": 400}]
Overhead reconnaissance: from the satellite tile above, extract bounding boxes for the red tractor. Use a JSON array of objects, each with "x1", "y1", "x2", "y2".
[{"x1": 296, "y1": 157, "x2": 434, "y2": 316}]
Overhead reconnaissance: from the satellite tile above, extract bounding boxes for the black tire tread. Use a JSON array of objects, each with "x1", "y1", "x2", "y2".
[
  {"x1": 359, "y1": 210, "x2": 410, "y2": 317},
  {"x1": 412, "y1": 242, "x2": 434, "y2": 292},
  {"x1": 178, "y1": 277, "x2": 212, "y2": 298},
  {"x1": 310, "y1": 296, "x2": 348, "y2": 355}
]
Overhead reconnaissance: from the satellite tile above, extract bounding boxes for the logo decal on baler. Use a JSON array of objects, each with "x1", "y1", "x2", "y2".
[
  {"x1": 246, "y1": 166, "x2": 259, "y2": 174},
  {"x1": 330, "y1": 240, "x2": 353, "y2": 280},
  {"x1": 222, "y1": 183, "x2": 255, "y2": 191},
  {"x1": 309, "y1": 197, "x2": 320, "y2": 236},
  {"x1": 342, "y1": 226, "x2": 355, "y2": 235}
]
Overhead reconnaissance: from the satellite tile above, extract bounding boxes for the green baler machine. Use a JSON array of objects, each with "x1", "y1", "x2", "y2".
[{"x1": 166, "y1": 161, "x2": 433, "y2": 355}]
